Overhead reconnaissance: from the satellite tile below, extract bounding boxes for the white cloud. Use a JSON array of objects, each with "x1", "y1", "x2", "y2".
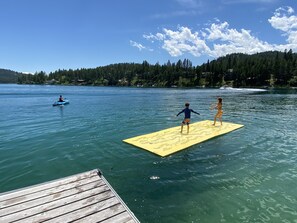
[
  {"x1": 204, "y1": 21, "x2": 274, "y2": 57},
  {"x1": 143, "y1": 23, "x2": 274, "y2": 58},
  {"x1": 268, "y1": 7, "x2": 297, "y2": 32},
  {"x1": 130, "y1": 40, "x2": 146, "y2": 51},
  {"x1": 268, "y1": 6, "x2": 297, "y2": 48},
  {"x1": 140, "y1": 6, "x2": 297, "y2": 59},
  {"x1": 130, "y1": 40, "x2": 153, "y2": 52},
  {"x1": 143, "y1": 33, "x2": 165, "y2": 42},
  {"x1": 287, "y1": 31, "x2": 297, "y2": 43},
  {"x1": 146, "y1": 26, "x2": 210, "y2": 57}
]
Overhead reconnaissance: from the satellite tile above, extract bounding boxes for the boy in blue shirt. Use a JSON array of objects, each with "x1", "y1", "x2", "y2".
[{"x1": 176, "y1": 102, "x2": 200, "y2": 133}]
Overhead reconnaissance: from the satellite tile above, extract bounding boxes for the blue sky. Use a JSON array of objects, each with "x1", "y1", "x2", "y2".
[{"x1": 0, "y1": 0, "x2": 296, "y2": 74}]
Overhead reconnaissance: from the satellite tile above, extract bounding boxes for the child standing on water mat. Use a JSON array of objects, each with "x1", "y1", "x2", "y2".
[
  {"x1": 176, "y1": 102, "x2": 200, "y2": 133},
  {"x1": 211, "y1": 97, "x2": 223, "y2": 126}
]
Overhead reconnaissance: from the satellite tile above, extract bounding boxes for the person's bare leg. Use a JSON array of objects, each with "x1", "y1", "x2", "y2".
[
  {"x1": 181, "y1": 123, "x2": 183, "y2": 133},
  {"x1": 187, "y1": 124, "x2": 189, "y2": 133},
  {"x1": 213, "y1": 116, "x2": 217, "y2": 126}
]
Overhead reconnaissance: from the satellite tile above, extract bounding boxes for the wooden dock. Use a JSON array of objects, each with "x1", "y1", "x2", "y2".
[{"x1": 0, "y1": 169, "x2": 140, "y2": 223}]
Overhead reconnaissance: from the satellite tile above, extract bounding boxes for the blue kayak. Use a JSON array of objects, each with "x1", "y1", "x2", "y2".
[{"x1": 53, "y1": 100, "x2": 69, "y2": 106}]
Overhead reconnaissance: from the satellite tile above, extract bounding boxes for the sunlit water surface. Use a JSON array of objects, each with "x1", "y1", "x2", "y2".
[{"x1": 0, "y1": 84, "x2": 297, "y2": 223}]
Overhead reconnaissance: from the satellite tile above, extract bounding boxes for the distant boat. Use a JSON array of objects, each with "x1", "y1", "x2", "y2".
[
  {"x1": 219, "y1": 85, "x2": 233, "y2": 90},
  {"x1": 53, "y1": 100, "x2": 70, "y2": 106},
  {"x1": 219, "y1": 86, "x2": 267, "y2": 92}
]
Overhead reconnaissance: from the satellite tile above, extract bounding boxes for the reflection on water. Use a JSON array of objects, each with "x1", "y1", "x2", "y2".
[
  {"x1": 0, "y1": 84, "x2": 297, "y2": 223},
  {"x1": 58, "y1": 106, "x2": 64, "y2": 117}
]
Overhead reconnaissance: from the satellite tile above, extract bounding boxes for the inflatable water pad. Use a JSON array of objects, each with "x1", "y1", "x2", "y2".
[{"x1": 123, "y1": 120, "x2": 244, "y2": 157}]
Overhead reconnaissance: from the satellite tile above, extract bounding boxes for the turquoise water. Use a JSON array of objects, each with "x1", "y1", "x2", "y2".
[{"x1": 1, "y1": 84, "x2": 297, "y2": 222}]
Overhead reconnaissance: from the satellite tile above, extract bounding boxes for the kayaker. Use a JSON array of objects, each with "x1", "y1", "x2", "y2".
[{"x1": 58, "y1": 95, "x2": 64, "y2": 102}]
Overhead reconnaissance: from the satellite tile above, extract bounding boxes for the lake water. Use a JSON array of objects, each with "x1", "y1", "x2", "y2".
[{"x1": 0, "y1": 84, "x2": 297, "y2": 223}]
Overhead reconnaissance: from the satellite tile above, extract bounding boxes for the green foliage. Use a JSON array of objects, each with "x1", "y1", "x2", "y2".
[
  {"x1": 3, "y1": 50, "x2": 297, "y2": 87},
  {"x1": 0, "y1": 69, "x2": 20, "y2": 83},
  {"x1": 17, "y1": 71, "x2": 47, "y2": 84},
  {"x1": 288, "y1": 74, "x2": 297, "y2": 87},
  {"x1": 199, "y1": 50, "x2": 297, "y2": 87}
]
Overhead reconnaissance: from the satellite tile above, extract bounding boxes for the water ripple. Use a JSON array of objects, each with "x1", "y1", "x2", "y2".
[{"x1": 1, "y1": 85, "x2": 297, "y2": 223}]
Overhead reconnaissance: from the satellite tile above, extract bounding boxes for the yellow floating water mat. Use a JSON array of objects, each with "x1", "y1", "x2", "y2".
[{"x1": 123, "y1": 120, "x2": 244, "y2": 157}]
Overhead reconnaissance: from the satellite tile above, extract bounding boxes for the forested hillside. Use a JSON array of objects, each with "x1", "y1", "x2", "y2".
[
  {"x1": 14, "y1": 50, "x2": 297, "y2": 87},
  {"x1": 200, "y1": 50, "x2": 297, "y2": 87},
  {"x1": 0, "y1": 69, "x2": 20, "y2": 83}
]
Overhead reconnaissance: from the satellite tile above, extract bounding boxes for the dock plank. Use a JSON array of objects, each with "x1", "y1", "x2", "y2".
[
  {"x1": 100, "y1": 212, "x2": 138, "y2": 223},
  {"x1": 2, "y1": 185, "x2": 111, "y2": 222},
  {"x1": 0, "y1": 169, "x2": 139, "y2": 223},
  {"x1": 46, "y1": 197, "x2": 120, "y2": 223},
  {"x1": 0, "y1": 178, "x2": 105, "y2": 216},
  {"x1": 0, "y1": 170, "x2": 98, "y2": 201},
  {"x1": 72, "y1": 203, "x2": 126, "y2": 223}
]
